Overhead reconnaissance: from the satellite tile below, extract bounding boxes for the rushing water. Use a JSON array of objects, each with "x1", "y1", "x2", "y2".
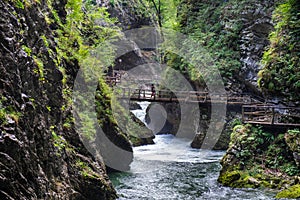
[{"x1": 109, "y1": 102, "x2": 277, "y2": 199}]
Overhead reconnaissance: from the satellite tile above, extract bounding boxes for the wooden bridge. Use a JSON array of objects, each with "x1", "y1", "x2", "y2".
[
  {"x1": 107, "y1": 75, "x2": 300, "y2": 128},
  {"x1": 116, "y1": 87, "x2": 253, "y2": 104},
  {"x1": 113, "y1": 87, "x2": 300, "y2": 127}
]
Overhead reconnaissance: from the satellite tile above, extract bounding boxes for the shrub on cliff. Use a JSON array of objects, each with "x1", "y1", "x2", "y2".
[{"x1": 258, "y1": 0, "x2": 300, "y2": 101}]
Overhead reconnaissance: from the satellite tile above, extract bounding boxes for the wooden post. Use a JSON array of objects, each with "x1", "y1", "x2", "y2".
[
  {"x1": 271, "y1": 107, "x2": 275, "y2": 125},
  {"x1": 138, "y1": 89, "x2": 141, "y2": 99},
  {"x1": 122, "y1": 88, "x2": 125, "y2": 97},
  {"x1": 242, "y1": 106, "x2": 245, "y2": 122}
]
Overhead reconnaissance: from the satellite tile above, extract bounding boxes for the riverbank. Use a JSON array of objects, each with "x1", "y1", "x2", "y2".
[{"x1": 218, "y1": 124, "x2": 300, "y2": 199}]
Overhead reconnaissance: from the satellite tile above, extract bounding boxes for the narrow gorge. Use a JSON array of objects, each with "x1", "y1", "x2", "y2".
[{"x1": 0, "y1": 0, "x2": 299, "y2": 199}]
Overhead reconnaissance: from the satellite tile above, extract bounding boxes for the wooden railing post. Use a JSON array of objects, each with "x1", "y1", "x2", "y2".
[
  {"x1": 138, "y1": 89, "x2": 141, "y2": 99},
  {"x1": 271, "y1": 107, "x2": 275, "y2": 125},
  {"x1": 122, "y1": 88, "x2": 125, "y2": 97},
  {"x1": 242, "y1": 106, "x2": 245, "y2": 122}
]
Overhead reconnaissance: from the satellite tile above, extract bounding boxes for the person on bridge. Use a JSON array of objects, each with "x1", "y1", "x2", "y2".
[{"x1": 151, "y1": 84, "x2": 156, "y2": 99}]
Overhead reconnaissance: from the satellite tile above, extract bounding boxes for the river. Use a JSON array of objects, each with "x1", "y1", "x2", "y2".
[{"x1": 109, "y1": 102, "x2": 277, "y2": 199}]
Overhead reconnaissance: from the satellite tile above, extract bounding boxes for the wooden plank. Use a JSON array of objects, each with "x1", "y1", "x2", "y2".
[{"x1": 244, "y1": 120, "x2": 300, "y2": 127}]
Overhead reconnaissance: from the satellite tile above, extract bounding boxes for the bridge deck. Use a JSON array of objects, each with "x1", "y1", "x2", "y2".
[
  {"x1": 107, "y1": 76, "x2": 300, "y2": 128},
  {"x1": 116, "y1": 87, "x2": 252, "y2": 105}
]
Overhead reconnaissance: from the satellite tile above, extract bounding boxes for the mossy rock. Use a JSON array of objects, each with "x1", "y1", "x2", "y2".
[
  {"x1": 219, "y1": 170, "x2": 269, "y2": 189},
  {"x1": 275, "y1": 184, "x2": 300, "y2": 199},
  {"x1": 218, "y1": 170, "x2": 241, "y2": 186}
]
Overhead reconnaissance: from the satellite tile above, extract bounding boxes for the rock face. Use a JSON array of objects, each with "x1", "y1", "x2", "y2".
[
  {"x1": 238, "y1": 0, "x2": 278, "y2": 93},
  {"x1": 107, "y1": 0, "x2": 157, "y2": 72},
  {"x1": 129, "y1": 113, "x2": 155, "y2": 146},
  {"x1": 145, "y1": 101, "x2": 239, "y2": 150},
  {"x1": 218, "y1": 124, "x2": 300, "y2": 193},
  {"x1": 159, "y1": 0, "x2": 280, "y2": 149},
  {"x1": 285, "y1": 130, "x2": 300, "y2": 168},
  {"x1": 107, "y1": 0, "x2": 153, "y2": 30},
  {"x1": 0, "y1": 1, "x2": 134, "y2": 199}
]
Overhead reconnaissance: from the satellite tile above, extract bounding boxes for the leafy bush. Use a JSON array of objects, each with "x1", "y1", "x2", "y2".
[
  {"x1": 164, "y1": 0, "x2": 255, "y2": 84},
  {"x1": 258, "y1": 0, "x2": 300, "y2": 101}
]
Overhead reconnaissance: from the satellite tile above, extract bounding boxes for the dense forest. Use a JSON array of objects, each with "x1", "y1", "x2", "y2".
[{"x1": 0, "y1": 0, "x2": 299, "y2": 199}]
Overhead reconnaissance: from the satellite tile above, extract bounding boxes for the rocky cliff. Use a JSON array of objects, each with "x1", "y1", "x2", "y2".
[
  {"x1": 0, "y1": 0, "x2": 135, "y2": 199},
  {"x1": 173, "y1": 0, "x2": 279, "y2": 93},
  {"x1": 217, "y1": 0, "x2": 300, "y2": 197},
  {"x1": 218, "y1": 125, "x2": 300, "y2": 197},
  {"x1": 147, "y1": 0, "x2": 284, "y2": 150}
]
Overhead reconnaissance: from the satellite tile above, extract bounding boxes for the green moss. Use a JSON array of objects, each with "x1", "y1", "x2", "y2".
[
  {"x1": 0, "y1": 100, "x2": 22, "y2": 126},
  {"x1": 41, "y1": 35, "x2": 49, "y2": 48},
  {"x1": 218, "y1": 170, "x2": 241, "y2": 186},
  {"x1": 0, "y1": 108, "x2": 7, "y2": 125},
  {"x1": 261, "y1": 180, "x2": 272, "y2": 188},
  {"x1": 219, "y1": 169, "x2": 267, "y2": 189},
  {"x1": 33, "y1": 56, "x2": 44, "y2": 81},
  {"x1": 75, "y1": 159, "x2": 101, "y2": 179},
  {"x1": 219, "y1": 123, "x2": 300, "y2": 191},
  {"x1": 276, "y1": 184, "x2": 300, "y2": 199}
]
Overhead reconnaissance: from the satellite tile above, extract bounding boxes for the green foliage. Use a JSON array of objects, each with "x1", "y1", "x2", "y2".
[
  {"x1": 259, "y1": 0, "x2": 300, "y2": 101},
  {"x1": 75, "y1": 159, "x2": 101, "y2": 179},
  {"x1": 282, "y1": 163, "x2": 299, "y2": 176},
  {"x1": 33, "y1": 56, "x2": 44, "y2": 81},
  {"x1": 165, "y1": 0, "x2": 250, "y2": 84},
  {"x1": 21, "y1": 45, "x2": 32, "y2": 56},
  {"x1": 41, "y1": 35, "x2": 49, "y2": 48},
  {"x1": 287, "y1": 128, "x2": 300, "y2": 136},
  {"x1": 146, "y1": 0, "x2": 179, "y2": 28},
  {"x1": 46, "y1": 0, "x2": 121, "y2": 142},
  {"x1": 230, "y1": 118, "x2": 242, "y2": 128},
  {"x1": 221, "y1": 124, "x2": 300, "y2": 190},
  {"x1": 55, "y1": 0, "x2": 119, "y2": 64},
  {"x1": 230, "y1": 124, "x2": 297, "y2": 173},
  {"x1": 0, "y1": 99, "x2": 22, "y2": 126},
  {"x1": 63, "y1": 116, "x2": 74, "y2": 130},
  {"x1": 15, "y1": 0, "x2": 25, "y2": 9},
  {"x1": 51, "y1": 125, "x2": 75, "y2": 154},
  {"x1": 0, "y1": 103, "x2": 7, "y2": 126},
  {"x1": 51, "y1": 126, "x2": 67, "y2": 151}
]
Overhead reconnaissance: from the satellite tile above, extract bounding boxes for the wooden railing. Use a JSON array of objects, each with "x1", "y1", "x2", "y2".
[
  {"x1": 106, "y1": 74, "x2": 300, "y2": 127},
  {"x1": 106, "y1": 76, "x2": 121, "y2": 86},
  {"x1": 242, "y1": 104, "x2": 300, "y2": 127},
  {"x1": 115, "y1": 87, "x2": 252, "y2": 104}
]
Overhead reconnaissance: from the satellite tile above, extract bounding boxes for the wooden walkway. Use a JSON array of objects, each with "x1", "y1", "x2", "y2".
[
  {"x1": 106, "y1": 75, "x2": 300, "y2": 128},
  {"x1": 116, "y1": 87, "x2": 253, "y2": 105},
  {"x1": 114, "y1": 87, "x2": 300, "y2": 127},
  {"x1": 242, "y1": 104, "x2": 300, "y2": 127}
]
